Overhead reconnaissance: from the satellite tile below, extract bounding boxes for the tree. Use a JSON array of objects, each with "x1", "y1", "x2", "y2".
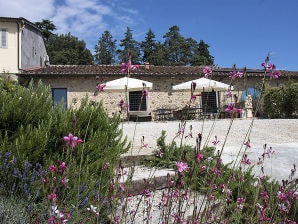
[
  {"x1": 117, "y1": 27, "x2": 141, "y2": 64},
  {"x1": 46, "y1": 33, "x2": 93, "y2": 65},
  {"x1": 35, "y1": 19, "x2": 56, "y2": 43},
  {"x1": 140, "y1": 29, "x2": 166, "y2": 65},
  {"x1": 190, "y1": 40, "x2": 214, "y2": 66},
  {"x1": 163, "y1": 25, "x2": 186, "y2": 65},
  {"x1": 94, "y1": 30, "x2": 117, "y2": 65}
]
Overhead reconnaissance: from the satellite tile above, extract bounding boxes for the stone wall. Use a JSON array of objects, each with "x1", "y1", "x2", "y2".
[{"x1": 27, "y1": 73, "x2": 296, "y2": 120}]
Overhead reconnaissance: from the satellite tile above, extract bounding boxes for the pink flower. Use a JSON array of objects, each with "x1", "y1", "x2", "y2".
[
  {"x1": 121, "y1": 52, "x2": 139, "y2": 74},
  {"x1": 260, "y1": 191, "x2": 269, "y2": 200},
  {"x1": 59, "y1": 162, "x2": 67, "y2": 171},
  {"x1": 96, "y1": 83, "x2": 106, "y2": 92},
  {"x1": 47, "y1": 193, "x2": 57, "y2": 201},
  {"x1": 143, "y1": 89, "x2": 149, "y2": 97},
  {"x1": 195, "y1": 153, "x2": 204, "y2": 163},
  {"x1": 176, "y1": 161, "x2": 189, "y2": 173},
  {"x1": 225, "y1": 90, "x2": 233, "y2": 98},
  {"x1": 212, "y1": 136, "x2": 219, "y2": 145},
  {"x1": 49, "y1": 165, "x2": 56, "y2": 172},
  {"x1": 229, "y1": 71, "x2": 243, "y2": 79},
  {"x1": 269, "y1": 69, "x2": 281, "y2": 79},
  {"x1": 63, "y1": 133, "x2": 83, "y2": 148},
  {"x1": 61, "y1": 176, "x2": 69, "y2": 187},
  {"x1": 225, "y1": 103, "x2": 242, "y2": 113},
  {"x1": 244, "y1": 140, "x2": 251, "y2": 148},
  {"x1": 237, "y1": 197, "x2": 246, "y2": 204},
  {"x1": 203, "y1": 66, "x2": 212, "y2": 77}
]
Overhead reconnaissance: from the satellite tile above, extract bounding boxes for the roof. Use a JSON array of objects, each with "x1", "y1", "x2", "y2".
[
  {"x1": 0, "y1": 17, "x2": 41, "y2": 32},
  {"x1": 18, "y1": 65, "x2": 298, "y2": 77}
]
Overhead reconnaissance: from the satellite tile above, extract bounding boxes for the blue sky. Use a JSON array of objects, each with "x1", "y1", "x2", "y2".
[{"x1": 2, "y1": 0, "x2": 298, "y2": 70}]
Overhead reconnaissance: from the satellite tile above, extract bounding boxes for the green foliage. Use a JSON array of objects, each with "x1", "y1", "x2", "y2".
[
  {"x1": 263, "y1": 79, "x2": 298, "y2": 118},
  {"x1": 47, "y1": 33, "x2": 94, "y2": 65},
  {"x1": 0, "y1": 195, "x2": 30, "y2": 223},
  {"x1": 94, "y1": 30, "x2": 117, "y2": 64},
  {"x1": 118, "y1": 27, "x2": 141, "y2": 64},
  {"x1": 35, "y1": 19, "x2": 56, "y2": 43},
  {"x1": 0, "y1": 78, "x2": 129, "y2": 190}
]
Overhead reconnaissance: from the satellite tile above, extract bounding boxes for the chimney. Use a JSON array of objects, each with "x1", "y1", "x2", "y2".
[{"x1": 145, "y1": 62, "x2": 150, "y2": 69}]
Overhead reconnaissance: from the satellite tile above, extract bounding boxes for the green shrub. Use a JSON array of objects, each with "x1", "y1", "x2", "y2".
[{"x1": 263, "y1": 79, "x2": 298, "y2": 118}]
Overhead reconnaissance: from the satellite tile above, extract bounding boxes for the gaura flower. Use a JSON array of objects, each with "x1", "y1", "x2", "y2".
[
  {"x1": 63, "y1": 133, "x2": 83, "y2": 148},
  {"x1": 96, "y1": 83, "x2": 106, "y2": 92},
  {"x1": 195, "y1": 153, "x2": 203, "y2": 163},
  {"x1": 212, "y1": 136, "x2": 219, "y2": 145},
  {"x1": 121, "y1": 52, "x2": 139, "y2": 74},
  {"x1": 229, "y1": 71, "x2": 243, "y2": 79},
  {"x1": 203, "y1": 66, "x2": 212, "y2": 77},
  {"x1": 176, "y1": 161, "x2": 189, "y2": 173},
  {"x1": 225, "y1": 103, "x2": 242, "y2": 113},
  {"x1": 49, "y1": 165, "x2": 56, "y2": 172}
]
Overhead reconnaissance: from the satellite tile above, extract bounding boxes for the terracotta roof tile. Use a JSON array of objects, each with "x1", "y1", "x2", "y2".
[{"x1": 19, "y1": 65, "x2": 298, "y2": 77}]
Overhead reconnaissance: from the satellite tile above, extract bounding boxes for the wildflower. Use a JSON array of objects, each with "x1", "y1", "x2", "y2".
[
  {"x1": 241, "y1": 154, "x2": 251, "y2": 165},
  {"x1": 212, "y1": 136, "x2": 219, "y2": 145},
  {"x1": 48, "y1": 193, "x2": 57, "y2": 201},
  {"x1": 269, "y1": 69, "x2": 281, "y2": 79},
  {"x1": 142, "y1": 189, "x2": 151, "y2": 198},
  {"x1": 195, "y1": 153, "x2": 204, "y2": 163},
  {"x1": 229, "y1": 71, "x2": 243, "y2": 79},
  {"x1": 87, "y1": 205, "x2": 99, "y2": 216},
  {"x1": 59, "y1": 162, "x2": 67, "y2": 171},
  {"x1": 244, "y1": 139, "x2": 251, "y2": 148},
  {"x1": 225, "y1": 103, "x2": 242, "y2": 113},
  {"x1": 141, "y1": 136, "x2": 148, "y2": 148},
  {"x1": 277, "y1": 191, "x2": 287, "y2": 201},
  {"x1": 63, "y1": 133, "x2": 83, "y2": 148},
  {"x1": 143, "y1": 88, "x2": 149, "y2": 97},
  {"x1": 176, "y1": 161, "x2": 189, "y2": 173},
  {"x1": 203, "y1": 66, "x2": 212, "y2": 77},
  {"x1": 225, "y1": 90, "x2": 233, "y2": 98},
  {"x1": 208, "y1": 194, "x2": 215, "y2": 201},
  {"x1": 96, "y1": 83, "x2": 106, "y2": 92},
  {"x1": 260, "y1": 191, "x2": 269, "y2": 200},
  {"x1": 121, "y1": 52, "x2": 139, "y2": 74},
  {"x1": 155, "y1": 150, "x2": 164, "y2": 158},
  {"x1": 61, "y1": 176, "x2": 69, "y2": 187},
  {"x1": 117, "y1": 100, "x2": 129, "y2": 113},
  {"x1": 49, "y1": 165, "x2": 56, "y2": 172}
]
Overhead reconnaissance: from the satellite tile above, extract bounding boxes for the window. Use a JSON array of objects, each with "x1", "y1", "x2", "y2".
[
  {"x1": 128, "y1": 91, "x2": 147, "y2": 111},
  {"x1": 52, "y1": 88, "x2": 67, "y2": 109},
  {"x1": 201, "y1": 91, "x2": 218, "y2": 113},
  {"x1": 0, "y1": 29, "x2": 7, "y2": 48}
]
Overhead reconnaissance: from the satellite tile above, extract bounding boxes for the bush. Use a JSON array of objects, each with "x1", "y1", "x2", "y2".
[
  {"x1": 0, "y1": 79, "x2": 130, "y2": 223},
  {"x1": 263, "y1": 79, "x2": 298, "y2": 118}
]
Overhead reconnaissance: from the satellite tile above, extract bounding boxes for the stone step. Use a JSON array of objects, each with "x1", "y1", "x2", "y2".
[{"x1": 118, "y1": 165, "x2": 176, "y2": 195}]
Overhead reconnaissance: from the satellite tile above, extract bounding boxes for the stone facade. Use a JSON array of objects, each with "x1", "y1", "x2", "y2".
[{"x1": 19, "y1": 65, "x2": 298, "y2": 120}]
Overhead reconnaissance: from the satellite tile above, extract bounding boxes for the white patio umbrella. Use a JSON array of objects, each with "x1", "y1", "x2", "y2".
[
  {"x1": 172, "y1": 77, "x2": 231, "y2": 91},
  {"x1": 104, "y1": 77, "x2": 153, "y2": 91}
]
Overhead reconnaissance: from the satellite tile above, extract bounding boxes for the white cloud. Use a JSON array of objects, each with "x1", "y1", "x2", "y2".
[
  {"x1": 1, "y1": 0, "x2": 142, "y2": 50},
  {"x1": 1, "y1": 0, "x2": 56, "y2": 22}
]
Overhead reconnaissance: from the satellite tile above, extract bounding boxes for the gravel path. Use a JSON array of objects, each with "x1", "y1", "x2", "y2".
[{"x1": 120, "y1": 118, "x2": 298, "y2": 181}]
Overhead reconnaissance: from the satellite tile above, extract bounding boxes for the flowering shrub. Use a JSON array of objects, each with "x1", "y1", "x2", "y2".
[{"x1": 1, "y1": 57, "x2": 297, "y2": 223}]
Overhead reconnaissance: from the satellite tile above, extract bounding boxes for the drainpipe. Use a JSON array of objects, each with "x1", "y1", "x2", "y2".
[{"x1": 17, "y1": 22, "x2": 20, "y2": 70}]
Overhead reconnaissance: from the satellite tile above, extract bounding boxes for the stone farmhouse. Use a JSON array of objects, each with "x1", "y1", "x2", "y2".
[
  {"x1": 1, "y1": 17, "x2": 297, "y2": 121},
  {"x1": 18, "y1": 64, "x2": 298, "y2": 121},
  {"x1": 0, "y1": 17, "x2": 48, "y2": 80}
]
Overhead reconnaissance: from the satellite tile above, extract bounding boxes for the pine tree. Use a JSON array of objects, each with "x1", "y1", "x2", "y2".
[
  {"x1": 94, "y1": 31, "x2": 117, "y2": 65},
  {"x1": 117, "y1": 27, "x2": 141, "y2": 64}
]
